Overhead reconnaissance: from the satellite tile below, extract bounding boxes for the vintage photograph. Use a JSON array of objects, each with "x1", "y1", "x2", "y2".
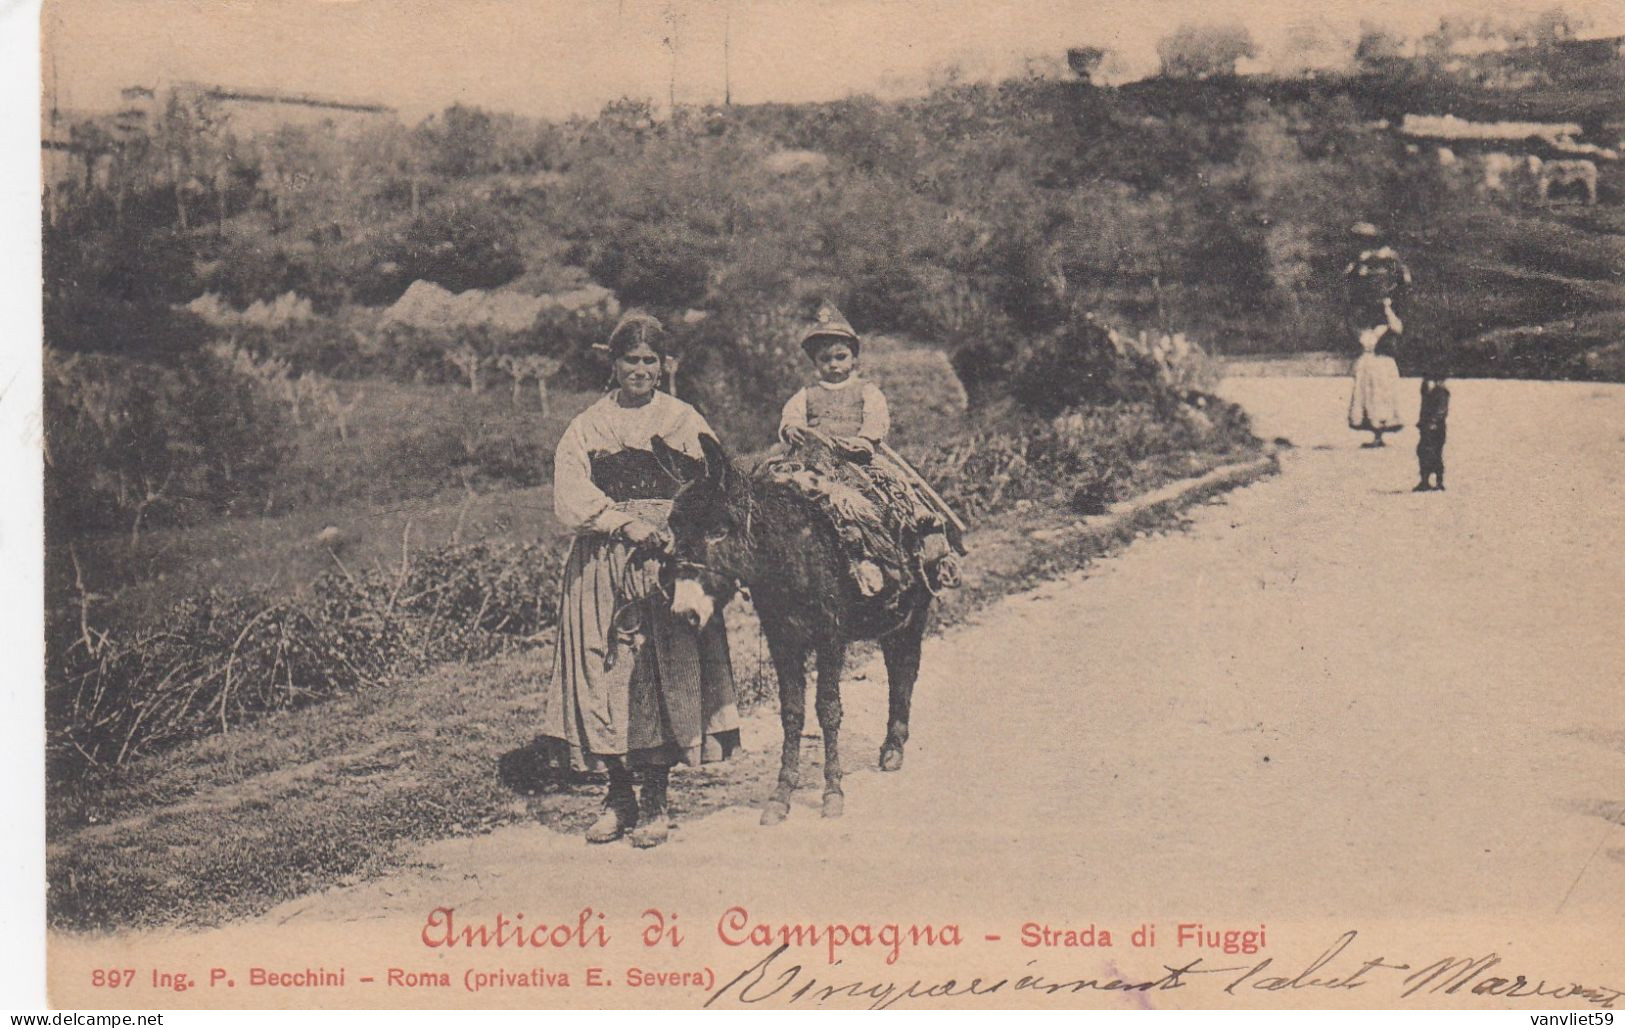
[{"x1": 30, "y1": 0, "x2": 1625, "y2": 1011}]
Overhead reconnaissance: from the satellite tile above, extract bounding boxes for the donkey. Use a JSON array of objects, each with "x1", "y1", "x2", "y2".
[{"x1": 655, "y1": 434, "x2": 933, "y2": 824}]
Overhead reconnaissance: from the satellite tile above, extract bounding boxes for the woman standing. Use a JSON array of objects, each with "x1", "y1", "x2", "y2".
[
  {"x1": 1348, "y1": 297, "x2": 1406, "y2": 447},
  {"x1": 539, "y1": 311, "x2": 740, "y2": 848}
]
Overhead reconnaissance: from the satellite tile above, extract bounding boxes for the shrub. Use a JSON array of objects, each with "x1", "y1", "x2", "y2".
[
  {"x1": 670, "y1": 302, "x2": 806, "y2": 450},
  {"x1": 44, "y1": 349, "x2": 292, "y2": 536},
  {"x1": 354, "y1": 323, "x2": 463, "y2": 384},
  {"x1": 586, "y1": 220, "x2": 712, "y2": 310},
  {"x1": 1009, "y1": 317, "x2": 1169, "y2": 417},
  {"x1": 240, "y1": 320, "x2": 368, "y2": 379},
  {"x1": 47, "y1": 539, "x2": 566, "y2": 780},
  {"x1": 947, "y1": 310, "x2": 1025, "y2": 408},
  {"x1": 44, "y1": 294, "x2": 214, "y2": 364},
  {"x1": 917, "y1": 397, "x2": 1254, "y2": 519},
  {"x1": 374, "y1": 199, "x2": 525, "y2": 297},
  {"x1": 202, "y1": 245, "x2": 320, "y2": 309},
  {"x1": 44, "y1": 222, "x2": 197, "y2": 309},
  {"x1": 1157, "y1": 23, "x2": 1258, "y2": 79},
  {"x1": 536, "y1": 307, "x2": 624, "y2": 391}
]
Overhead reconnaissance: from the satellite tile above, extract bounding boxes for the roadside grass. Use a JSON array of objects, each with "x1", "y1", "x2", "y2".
[
  {"x1": 1456, "y1": 308, "x2": 1625, "y2": 381},
  {"x1": 46, "y1": 381, "x2": 600, "y2": 631},
  {"x1": 46, "y1": 427, "x2": 1265, "y2": 932},
  {"x1": 47, "y1": 357, "x2": 952, "y2": 635}
]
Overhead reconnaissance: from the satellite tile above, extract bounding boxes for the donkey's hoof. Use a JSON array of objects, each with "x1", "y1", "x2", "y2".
[
  {"x1": 760, "y1": 800, "x2": 791, "y2": 827},
  {"x1": 821, "y1": 792, "x2": 845, "y2": 819},
  {"x1": 879, "y1": 746, "x2": 905, "y2": 772}
]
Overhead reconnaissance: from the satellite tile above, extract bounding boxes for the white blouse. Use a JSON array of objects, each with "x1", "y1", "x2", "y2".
[{"x1": 552, "y1": 390, "x2": 716, "y2": 536}]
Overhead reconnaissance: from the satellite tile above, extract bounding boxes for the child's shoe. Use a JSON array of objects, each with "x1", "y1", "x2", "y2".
[
  {"x1": 920, "y1": 533, "x2": 961, "y2": 590},
  {"x1": 852, "y1": 560, "x2": 886, "y2": 597}
]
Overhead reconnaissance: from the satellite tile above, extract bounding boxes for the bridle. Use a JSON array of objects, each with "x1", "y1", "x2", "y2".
[
  {"x1": 668, "y1": 489, "x2": 756, "y2": 603},
  {"x1": 669, "y1": 552, "x2": 744, "y2": 604}
]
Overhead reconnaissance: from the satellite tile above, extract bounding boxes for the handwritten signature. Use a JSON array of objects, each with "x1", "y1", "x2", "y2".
[{"x1": 706, "y1": 931, "x2": 1622, "y2": 1010}]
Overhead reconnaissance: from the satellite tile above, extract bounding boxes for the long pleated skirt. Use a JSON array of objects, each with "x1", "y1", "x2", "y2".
[
  {"x1": 539, "y1": 532, "x2": 741, "y2": 772},
  {"x1": 1348, "y1": 353, "x2": 1404, "y2": 432}
]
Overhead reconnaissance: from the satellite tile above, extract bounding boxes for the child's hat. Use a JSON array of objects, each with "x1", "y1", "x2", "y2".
[
  {"x1": 1350, "y1": 221, "x2": 1381, "y2": 238},
  {"x1": 800, "y1": 301, "x2": 861, "y2": 359}
]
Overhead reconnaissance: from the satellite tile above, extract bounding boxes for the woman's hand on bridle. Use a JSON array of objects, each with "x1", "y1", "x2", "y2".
[{"x1": 620, "y1": 519, "x2": 672, "y2": 553}]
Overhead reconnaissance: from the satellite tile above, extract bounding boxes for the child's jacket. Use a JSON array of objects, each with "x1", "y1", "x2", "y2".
[
  {"x1": 1419, "y1": 383, "x2": 1450, "y2": 432},
  {"x1": 779, "y1": 377, "x2": 891, "y2": 445}
]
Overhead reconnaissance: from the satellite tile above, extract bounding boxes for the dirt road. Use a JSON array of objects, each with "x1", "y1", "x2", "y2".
[{"x1": 53, "y1": 377, "x2": 1625, "y2": 1007}]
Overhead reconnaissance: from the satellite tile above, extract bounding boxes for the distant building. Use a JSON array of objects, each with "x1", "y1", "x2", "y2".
[
  {"x1": 42, "y1": 81, "x2": 398, "y2": 220},
  {"x1": 156, "y1": 81, "x2": 397, "y2": 136},
  {"x1": 1401, "y1": 114, "x2": 1617, "y2": 205}
]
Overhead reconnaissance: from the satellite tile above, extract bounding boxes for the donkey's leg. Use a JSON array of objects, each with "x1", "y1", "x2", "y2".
[
  {"x1": 814, "y1": 642, "x2": 846, "y2": 818},
  {"x1": 761, "y1": 625, "x2": 807, "y2": 826},
  {"x1": 878, "y1": 602, "x2": 929, "y2": 772}
]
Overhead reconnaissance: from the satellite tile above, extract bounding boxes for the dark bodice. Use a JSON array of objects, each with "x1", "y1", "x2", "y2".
[
  {"x1": 589, "y1": 446, "x2": 704, "y2": 502},
  {"x1": 1348, "y1": 252, "x2": 1410, "y2": 324}
]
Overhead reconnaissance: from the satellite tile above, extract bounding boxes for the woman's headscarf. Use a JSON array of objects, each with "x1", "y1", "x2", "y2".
[{"x1": 598, "y1": 309, "x2": 673, "y2": 360}]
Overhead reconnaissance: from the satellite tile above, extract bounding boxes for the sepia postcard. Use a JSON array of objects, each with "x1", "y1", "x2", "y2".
[{"x1": 20, "y1": 0, "x2": 1625, "y2": 1011}]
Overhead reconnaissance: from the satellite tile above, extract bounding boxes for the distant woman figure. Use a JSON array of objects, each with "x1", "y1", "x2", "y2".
[
  {"x1": 1344, "y1": 221, "x2": 1412, "y2": 353},
  {"x1": 1349, "y1": 297, "x2": 1406, "y2": 447},
  {"x1": 539, "y1": 311, "x2": 740, "y2": 848}
]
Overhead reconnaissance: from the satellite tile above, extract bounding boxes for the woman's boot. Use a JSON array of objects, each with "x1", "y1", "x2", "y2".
[
  {"x1": 630, "y1": 767, "x2": 670, "y2": 849},
  {"x1": 586, "y1": 763, "x2": 637, "y2": 844}
]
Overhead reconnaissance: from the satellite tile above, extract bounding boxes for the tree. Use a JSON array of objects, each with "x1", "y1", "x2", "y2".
[
  {"x1": 1503, "y1": 6, "x2": 1587, "y2": 47},
  {"x1": 66, "y1": 120, "x2": 114, "y2": 196},
  {"x1": 444, "y1": 344, "x2": 487, "y2": 394},
  {"x1": 1421, "y1": 15, "x2": 1491, "y2": 59},
  {"x1": 386, "y1": 199, "x2": 524, "y2": 294},
  {"x1": 661, "y1": 3, "x2": 685, "y2": 111},
  {"x1": 1354, "y1": 23, "x2": 1407, "y2": 68},
  {"x1": 419, "y1": 104, "x2": 497, "y2": 178},
  {"x1": 1066, "y1": 46, "x2": 1107, "y2": 83},
  {"x1": 1157, "y1": 23, "x2": 1257, "y2": 79},
  {"x1": 317, "y1": 381, "x2": 364, "y2": 441},
  {"x1": 496, "y1": 354, "x2": 564, "y2": 415},
  {"x1": 152, "y1": 89, "x2": 229, "y2": 232},
  {"x1": 1275, "y1": 19, "x2": 1345, "y2": 75}
]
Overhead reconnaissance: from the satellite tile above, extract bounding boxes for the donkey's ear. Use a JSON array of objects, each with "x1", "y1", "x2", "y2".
[
  {"x1": 650, "y1": 434, "x2": 683, "y2": 477},
  {"x1": 698, "y1": 432, "x2": 729, "y2": 483}
]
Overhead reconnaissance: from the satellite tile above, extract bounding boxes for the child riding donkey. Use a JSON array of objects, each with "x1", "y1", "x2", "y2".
[{"x1": 773, "y1": 303, "x2": 966, "y2": 598}]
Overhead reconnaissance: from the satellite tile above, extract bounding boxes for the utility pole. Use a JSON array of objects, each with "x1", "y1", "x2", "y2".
[
  {"x1": 663, "y1": 3, "x2": 679, "y2": 113},
  {"x1": 724, "y1": 4, "x2": 732, "y2": 106}
]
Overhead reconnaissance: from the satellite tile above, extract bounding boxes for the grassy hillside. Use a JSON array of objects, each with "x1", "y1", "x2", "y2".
[
  {"x1": 38, "y1": 42, "x2": 1620, "y2": 799},
  {"x1": 48, "y1": 53, "x2": 1625, "y2": 384}
]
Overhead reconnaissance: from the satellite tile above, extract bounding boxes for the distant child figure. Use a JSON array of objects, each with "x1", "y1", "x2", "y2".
[
  {"x1": 779, "y1": 303, "x2": 964, "y2": 592},
  {"x1": 1414, "y1": 371, "x2": 1451, "y2": 491}
]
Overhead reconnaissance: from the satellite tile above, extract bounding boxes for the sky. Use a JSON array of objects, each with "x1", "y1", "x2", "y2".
[{"x1": 40, "y1": 0, "x2": 1625, "y2": 123}]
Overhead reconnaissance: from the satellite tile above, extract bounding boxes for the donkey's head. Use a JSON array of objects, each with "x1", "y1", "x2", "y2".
[{"x1": 656, "y1": 433, "x2": 746, "y2": 630}]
